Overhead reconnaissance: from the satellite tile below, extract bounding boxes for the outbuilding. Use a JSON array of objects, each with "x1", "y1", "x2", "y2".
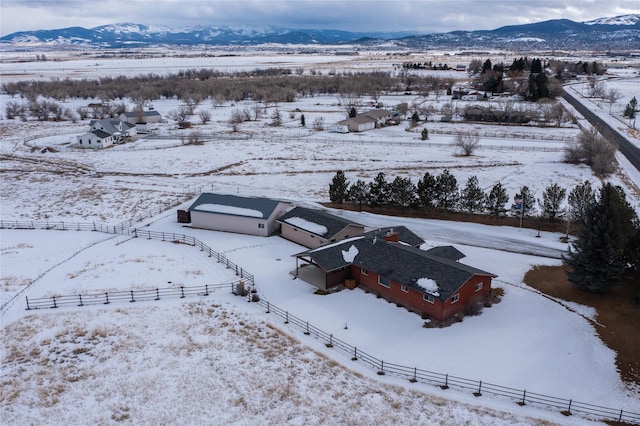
[
  {"x1": 277, "y1": 206, "x2": 366, "y2": 248},
  {"x1": 186, "y1": 193, "x2": 292, "y2": 237}
]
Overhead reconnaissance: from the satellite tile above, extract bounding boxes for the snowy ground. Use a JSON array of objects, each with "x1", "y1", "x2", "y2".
[{"x1": 1, "y1": 50, "x2": 640, "y2": 425}]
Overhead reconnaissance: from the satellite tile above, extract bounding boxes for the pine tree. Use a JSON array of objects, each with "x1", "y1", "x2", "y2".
[
  {"x1": 564, "y1": 183, "x2": 638, "y2": 292},
  {"x1": 368, "y1": 172, "x2": 389, "y2": 207},
  {"x1": 300, "y1": 114, "x2": 305, "y2": 127},
  {"x1": 511, "y1": 186, "x2": 536, "y2": 218},
  {"x1": 540, "y1": 183, "x2": 566, "y2": 221},
  {"x1": 416, "y1": 171, "x2": 437, "y2": 213},
  {"x1": 485, "y1": 182, "x2": 509, "y2": 219},
  {"x1": 329, "y1": 170, "x2": 349, "y2": 204},
  {"x1": 388, "y1": 176, "x2": 417, "y2": 208},
  {"x1": 434, "y1": 169, "x2": 459, "y2": 212},
  {"x1": 347, "y1": 179, "x2": 369, "y2": 210},
  {"x1": 568, "y1": 180, "x2": 595, "y2": 225},
  {"x1": 460, "y1": 175, "x2": 485, "y2": 216}
]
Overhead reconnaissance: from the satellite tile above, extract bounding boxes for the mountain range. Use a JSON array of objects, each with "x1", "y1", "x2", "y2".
[{"x1": 2, "y1": 14, "x2": 639, "y2": 50}]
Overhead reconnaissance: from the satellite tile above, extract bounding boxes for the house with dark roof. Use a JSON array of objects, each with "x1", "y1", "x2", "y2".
[
  {"x1": 185, "y1": 193, "x2": 292, "y2": 236},
  {"x1": 277, "y1": 207, "x2": 366, "y2": 248},
  {"x1": 293, "y1": 229, "x2": 495, "y2": 321},
  {"x1": 77, "y1": 118, "x2": 137, "y2": 149},
  {"x1": 119, "y1": 109, "x2": 162, "y2": 133},
  {"x1": 335, "y1": 109, "x2": 392, "y2": 132}
]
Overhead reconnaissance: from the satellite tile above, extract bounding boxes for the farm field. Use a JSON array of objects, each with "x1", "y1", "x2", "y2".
[{"x1": 1, "y1": 50, "x2": 640, "y2": 425}]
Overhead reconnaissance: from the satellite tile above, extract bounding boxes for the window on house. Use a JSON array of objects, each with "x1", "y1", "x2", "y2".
[
  {"x1": 423, "y1": 293, "x2": 434, "y2": 304},
  {"x1": 451, "y1": 294, "x2": 460, "y2": 304},
  {"x1": 475, "y1": 282, "x2": 483, "y2": 292},
  {"x1": 361, "y1": 268, "x2": 368, "y2": 276},
  {"x1": 401, "y1": 285, "x2": 408, "y2": 293},
  {"x1": 378, "y1": 275, "x2": 390, "y2": 288},
  {"x1": 258, "y1": 223, "x2": 265, "y2": 229}
]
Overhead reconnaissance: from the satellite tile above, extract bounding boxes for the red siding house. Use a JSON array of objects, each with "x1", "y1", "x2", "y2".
[{"x1": 293, "y1": 229, "x2": 496, "y2": 322}]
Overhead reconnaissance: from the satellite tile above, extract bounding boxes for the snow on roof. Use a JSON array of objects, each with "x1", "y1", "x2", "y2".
[
  {"x1": 341, "y1": 245, "x2": 359, "y2": 263},
  {"x1": 193, "y1": 203, "x2": 263, "y2": 218},
  {"x1": 416, "y1": 278, "x2": 439, "y2": 297},
  {"x1": 284, "y1": 216, "x2": 328, "y2": 236}
]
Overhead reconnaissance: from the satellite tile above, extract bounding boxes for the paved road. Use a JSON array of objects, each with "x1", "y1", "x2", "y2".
[{"x1": 563, "y1": 90, "x2": 640, "y2": 174}]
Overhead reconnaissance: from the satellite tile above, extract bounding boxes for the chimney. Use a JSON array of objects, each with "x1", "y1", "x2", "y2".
[{"x1": 383, "y1": 228, "x2": 398, "y2": 243}]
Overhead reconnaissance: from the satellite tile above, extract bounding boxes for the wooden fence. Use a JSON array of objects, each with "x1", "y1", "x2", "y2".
[
  {"x1": 0, "y1": 220, "x2": 255, "y2": 290},
  {"x1": 254, "y1": 298, "x2": 640, "y2": 425},
  {"x1": 25, "y1": 282, "x2": 243, "y2": 310}
]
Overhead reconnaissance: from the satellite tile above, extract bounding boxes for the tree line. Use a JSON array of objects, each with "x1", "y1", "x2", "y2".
[{"x1": 329, "y1": 170, "x2": 598, "y2": 222}]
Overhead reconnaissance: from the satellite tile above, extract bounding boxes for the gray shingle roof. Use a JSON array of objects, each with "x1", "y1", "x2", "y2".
[
  {"x1": 364, "y1": 226, "x2": 425, "y2": 247},
  {"x1": 277, "y1": 207, "x2": 364, "y2": 237},
  {"x1": 188, "y1": 193, "x2": 287, "y2": 218},
  {"x1": 296, "y1": 235, "x2": 495, "y2": 301},
  {"x1": 423, "y1": 245, "x2": 466, "y2": 261}
]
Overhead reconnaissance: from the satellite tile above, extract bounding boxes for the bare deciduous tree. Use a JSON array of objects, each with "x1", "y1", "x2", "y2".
[
  {"x1": 198, "y1": 109, "x2": 211, "y2": 124},
  {"x1": 452, "y1": 130, "x2": 480, "y2": 156}
]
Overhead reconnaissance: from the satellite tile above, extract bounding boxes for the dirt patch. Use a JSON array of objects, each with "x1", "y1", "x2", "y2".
[{"x1": 524, "y1": 265, "x2": 640, "y2": 387}]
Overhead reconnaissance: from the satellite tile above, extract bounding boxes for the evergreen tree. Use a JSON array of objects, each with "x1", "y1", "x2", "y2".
[
  {"x1": 564, "y1": 183, "x2": 638, "y2": 292},
  {"x1": 421, "y1": 127, "x2": 429, "y2": 140},
  {"x1": 485, "y1": 182, "x2": 509, "y2": 219},
  {"x1": 539, "y1": 183, "x2": 566, "y2": 221},
  {"x1": 329, "y1": 170, "x2": 349, "y2": 204},
  {"x1": 368, "y1": 172, "x2": 389, "y2": 207},
  {"x1": 416, "y1": 171, "x2": 437, "y2": 212},
  {"x1": 482, "y1": 59, "x2": 492, "y2": 74},
  {"x1": 349, "y1": 107, "x2": 357, "y2": 118},
  {"x1": 511, "y1": 186, "x2": 536, "y2": 218},
  {"x1": 300, "y1": 114, "x2": 305, "y2": 127},
  {"x1": 347, "y1": 179, "x2": 369, "y2": 210},
  {"x1": 388, "y1": 176, "x2": 417, "y2": 208},
  {"x1": 460, "y1": 175, "x2": 485, "y2": 216},
  {"x1": 568, "y1": 180, "x2": 596, "y2": 225},
  {"x1": 434, "y1": 169, "x2": 459, "y2": 212}
]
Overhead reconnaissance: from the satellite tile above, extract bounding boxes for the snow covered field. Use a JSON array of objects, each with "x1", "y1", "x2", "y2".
[{"x1": 1, "y1": 50, "x2": 640, "y2": 425}]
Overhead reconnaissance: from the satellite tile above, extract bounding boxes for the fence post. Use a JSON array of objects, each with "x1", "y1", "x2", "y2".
[
  {"x1": 474, "y1": 381, "x2": 482, "y2": 397},
  {"x1": 285, "y1": 312, "x2": 289, "y2": 324},
  {"x1": 377, "y1": 360, "x2": 385, "y2": 375},
  {"x1": 204, "y1": 284, "x2": 209, "y2": 296},
  {"x1": 326, "y1": 334, "x2": 334, "y2": 348},
  {"x1": 155, "y1": 288, "x2": 160, "y2": 300},
  {"x1": 25, "y1": 296, "x2": 30, "y2": 310},
  {"x1": 562, "y1": 399, "x2": 572, "y2": 416},
  {"x1": 351, "y1": 347, "x2": 358, "y2": 361},
  {"x1": 180, "y1": 286, "x2": 185, "y2": 298},
  {"x1": 266, "y1": 302, "x2": 270, "y2": 313},
  {"x1": 441, "y1": 374, "x2": 449, "y2": 389},
  {"x1": 130, "y1": 290, "x2": 135, "y2": 302},
  {"x1": 304, "y1": 322, "x2": 310, "y2": 335},
  {"x1": 518, "y1": 390, "x2": 526, "y2": 406},
  {"x1": 410, "y1": 367, "x2": 417, "y2": 383},
  {"x1": 618, "y1": 409, "x2": 623, "y2": 422},
  {"x1": 62, "y1": 222, "x2": 66, "y2": 230},
  {"x1": 52, "y1": 296, "x2": 57, "y2": 309},
  {"x1": 78, "y1": 295, "x2": 83, "y2": 307},
  {"x1": 104, "y1": 292, "x2": 110, "y2": 304}
]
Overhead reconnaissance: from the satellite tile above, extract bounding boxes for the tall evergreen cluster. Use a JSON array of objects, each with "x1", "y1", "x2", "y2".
[{"x1": 563, "y1": 183, "x2": 640, "y2": 295}]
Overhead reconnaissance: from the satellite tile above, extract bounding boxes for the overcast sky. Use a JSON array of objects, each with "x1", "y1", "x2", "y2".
[{"x1": 1, "y1": 0, "x2": 639, "y2": 37}]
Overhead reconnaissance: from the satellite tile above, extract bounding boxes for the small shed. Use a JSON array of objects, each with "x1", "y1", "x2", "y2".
[{"x1": 187, "y1": 193, "x2": 292, "y2": 236}]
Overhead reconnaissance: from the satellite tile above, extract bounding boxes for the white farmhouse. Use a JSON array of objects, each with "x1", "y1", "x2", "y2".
[{"x1": 77, "y1": 118, "x2": 137, "y2": 149}]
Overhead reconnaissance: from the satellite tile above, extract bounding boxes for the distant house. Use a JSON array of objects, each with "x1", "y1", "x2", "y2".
[
  {"x1": 186, "y1": 193, "x2": 292, "y2": 237},
  {"x1": 119, "y1": 109, "x2": 162, "y2": 133},
  {"x1": 119, "y1": 109, "x2": 162, "y2": 124},
  {"x1": 277, "y1": 207, "x2": 366, "y2": 248},
  {"x1": 335, "y1": 109, "x2": 392, "y2": 132},
  {"x1": 77, "y1": 118, "x2": 136, "y2": 149},
  {"x1": 292, "y1": 229, "x2": 495, "y2": 321}
]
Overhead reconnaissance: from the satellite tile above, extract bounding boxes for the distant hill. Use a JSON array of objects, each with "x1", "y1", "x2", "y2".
[{"x1": 2, "y1": 15, "x2": 639, "y2": 50}]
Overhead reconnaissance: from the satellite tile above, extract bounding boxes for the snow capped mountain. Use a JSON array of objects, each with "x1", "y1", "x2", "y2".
[
  {"x1": 585, "y1": 14, "x2": 640, "y2": 26},
  {"x1": 2, "y1": 15, "x2": 639, "y2": 50}
]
